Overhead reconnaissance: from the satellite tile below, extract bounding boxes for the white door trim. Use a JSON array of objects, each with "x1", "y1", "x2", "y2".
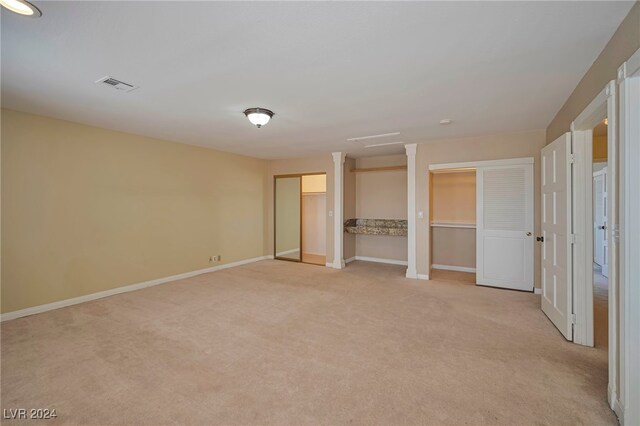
[
  {"x1": 570, "y1": 79, "x2": 618, "y2": 411},
  {"x1": 570, "y1": 128, "x2": 595, "y2": 347},
  {"x1": 617, "y1": 47, "x2": 640, "y2": 426}
]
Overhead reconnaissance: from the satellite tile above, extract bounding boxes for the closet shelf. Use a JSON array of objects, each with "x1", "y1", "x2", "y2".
[
  {"x1": 350, "y1": 165, "x2": 407, "y2": 173},
  {"x1": 344, "y1": 219, "x2": 407, "y2": 236},
  {"x1": 430, "y1": 222, "x2": 476, "y2": 229}
]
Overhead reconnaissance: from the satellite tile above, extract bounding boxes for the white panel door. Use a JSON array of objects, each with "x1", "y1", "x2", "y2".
[
  {"x1": 476, "y1": 163, "x2": 534, "y2": 291},
  {"x1": 541, "y1": 133, "x2": 572, "y2": 340}
]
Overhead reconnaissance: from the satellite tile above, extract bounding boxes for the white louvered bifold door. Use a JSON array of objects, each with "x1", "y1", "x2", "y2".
[{"x1": 476, "y1": 163, "x2": 534, "y2": 291}]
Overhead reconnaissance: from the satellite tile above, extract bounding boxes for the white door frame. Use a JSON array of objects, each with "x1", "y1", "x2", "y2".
[
  {"x1": 617, "y1": 47, "x2": 640, "y2": 426},
  {"x1": 592, "y1": 169, "x2": 606, "y2": 269},
  {"x1": 570, "y1": 80, "x2": 617, "y2": 408}
]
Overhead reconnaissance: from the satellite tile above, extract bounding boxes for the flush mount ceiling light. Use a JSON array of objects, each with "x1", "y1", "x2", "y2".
[
  {"x1": 0, "y1": 0, "x2": 41, "y2": 17},
  {"x1": 243, "y1": 108, "x2": 274, "y2": 128},
  {"x1": 439, "y1": 119, "x2": 452, "y2": 125}
]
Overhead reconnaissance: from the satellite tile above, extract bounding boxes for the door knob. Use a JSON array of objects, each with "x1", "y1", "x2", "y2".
[
  {"x1": 536, "y1": 236, "x2": 544, "y2": 242},
  {"x1": 599, "y1": 225, "x2": 606, "y2": 230},
  {"x1": 526, "y1": 232, "x2": 532, "y2": 236}
]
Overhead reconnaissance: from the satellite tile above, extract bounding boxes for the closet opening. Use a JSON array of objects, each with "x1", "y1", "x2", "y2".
[
  {"x1": 429, "y1": 158, "x2": 534, "y2": 292},
  {"x1": 429, "y1": 168, "x2": 477, "y2": 283},
  {"x1": 274, "y1": 173, "x2": 327, "y2": 266}
]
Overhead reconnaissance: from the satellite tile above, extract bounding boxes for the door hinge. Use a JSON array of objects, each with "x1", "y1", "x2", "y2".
[
  {"x1": 569, "y1": 153, "x2": 576, "y2": 164},
  {"x1": 569, "y1": 234, "x2": 577, "y2": 244},
  {"x1": 570, "y1": 314, "x2": 577, "y2": 324}
]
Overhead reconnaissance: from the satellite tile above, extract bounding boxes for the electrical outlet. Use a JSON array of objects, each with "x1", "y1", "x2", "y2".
[{"x1": 209, "y1": 255, "x2": 220, "y2": 262}]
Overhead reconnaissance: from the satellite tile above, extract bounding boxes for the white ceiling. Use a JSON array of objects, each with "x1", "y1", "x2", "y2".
[{"x1": 1, "y1": 1, "x2": 634, "y2": 159}]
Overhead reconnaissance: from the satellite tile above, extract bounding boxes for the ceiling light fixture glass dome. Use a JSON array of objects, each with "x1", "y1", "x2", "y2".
[
  {"x1": 0, "y1": 0, "x2": 42, "y2": 17},
  {"x1": 244, "y1": 108, "x2": 274, "y2": 128}
]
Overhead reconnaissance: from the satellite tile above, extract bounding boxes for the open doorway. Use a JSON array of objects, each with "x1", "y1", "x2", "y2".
[
  {"x1": 301, "y1": 174, "x2": 327, "y2": 265},
  {"x1": 592, "y1": 120, "x2": 609, "y2": 351},
  {"x1": 274, "y1": 173, "x2": 327, "y2": 266},
  {"x1": 562, "y1": 79, "x2": 617, "y2": 409}
]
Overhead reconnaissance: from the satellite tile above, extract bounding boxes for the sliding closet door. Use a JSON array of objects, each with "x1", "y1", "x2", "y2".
[
  {"x1": 275, "y1": 176, "x2": 301, "y2": 261},
  {"x1": 476, "y1": 163, "x2": 534, "y2": 291}
]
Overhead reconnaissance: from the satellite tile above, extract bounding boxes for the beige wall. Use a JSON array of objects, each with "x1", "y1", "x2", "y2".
[
  {"x1": 593, "y1": 135, "x2": 608, "y2": 161},
  {"x1": 302, "y1": 174, "x2": 326, "y2": 193},
  {"x1": 431, "y1": 227, "x2": 476, "y2": 269},
  {"x1": 430, "y1": 171, "x2": 476, "y2": 224},
  {"x1": 1, "y1": 109, "x2": 266, "y2": 314},
  {"x1": 546, "y1": 1, "x2": 640, "y2": 143},
  {"x1": 354, "y1": 155, "x2": 407, "y2": 261},
  {"x1": 415, "y1": 130, "x2": 546, "y2": 286},
  {"x1": 266, "y1": 156, "x2": 334, "y2": 264},
  {"x1": 355, "y1": 155, "x2": 407, "y2": 219},
  {"x1": 356, "y1": 234, "x2": 407, "y2": 262}
]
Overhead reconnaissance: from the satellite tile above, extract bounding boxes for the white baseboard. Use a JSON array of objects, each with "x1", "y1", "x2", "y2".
[
  {"x1": 326, "y1": 260, "x2": 345, "y2": 269},
  {"x1": 345, "y1": 256, "x2": 356, "y2": 264},
  {"x1": 613, "y1": 396, "x2": 625, "y2": 425},
  {"x1": 417, "y1": 274, "x2": 430, "y2": 280},
  {"x1": 1, "y1": 255, "x2": 270, "y2": 322},
  {"x1": 608, "y1": 386, "x2": 617, "y2": 411},
  {"x1": 431, "y1": 264, "x2": 476, "y2": 273},
  {"x1": 534, "y1": 288, "x2": 542, "y2": 295},
  {"x1": 276, "y1": 248, "x2": 300, "y2": 257},
  {"x1": 354, "y1": 256, "x2": 408, "y2": 266}
]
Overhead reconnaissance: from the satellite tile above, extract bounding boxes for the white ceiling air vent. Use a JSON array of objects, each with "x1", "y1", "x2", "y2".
[{"x1": 95, "y1": 76, "x2": 139, "y2": 93}]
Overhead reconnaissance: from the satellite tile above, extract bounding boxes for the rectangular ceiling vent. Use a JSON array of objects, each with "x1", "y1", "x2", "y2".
[{"x1": 95, "y1": 76, "x2": 139, "y2": 93}]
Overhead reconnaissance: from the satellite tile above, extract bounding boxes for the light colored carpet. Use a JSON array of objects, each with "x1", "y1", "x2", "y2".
[
  {"x1": 430, "y1": 268, "x2": 476, "y2": 284},
  {"x1": 1, "y1": 261, "x2": 615, "y2": 425}
]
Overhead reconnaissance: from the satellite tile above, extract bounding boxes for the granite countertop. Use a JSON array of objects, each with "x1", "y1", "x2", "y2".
[{"x1": 344, "y1": 219, "x2": 408, "y2": 236}]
